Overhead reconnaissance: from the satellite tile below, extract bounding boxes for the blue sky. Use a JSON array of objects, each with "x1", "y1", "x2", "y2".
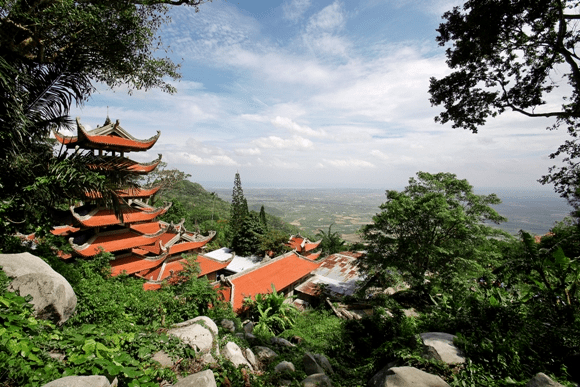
[{"x1": 69, "y1": 0, "x2": 571, "y2": 190}]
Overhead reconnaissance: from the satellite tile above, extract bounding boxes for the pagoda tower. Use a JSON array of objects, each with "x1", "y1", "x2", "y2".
[{"x1": 52, "y1": 117, "x2": 215, "y2": 287}]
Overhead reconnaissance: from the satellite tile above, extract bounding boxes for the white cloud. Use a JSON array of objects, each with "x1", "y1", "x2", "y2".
[
  {"x1": 271, "y1": 116, "x2": 327, "y2": 138},
  {"x1": 324, "y1": 158, "x2": 376, "y2": 168},
  {"x1": 173, "y1": 152, "x2": 238, "y2": 166},
  {"x1": 306, "y1": 2, "x2": 345, "y2": 32},
  {"x1": 235, "y1": 147, "x2": 262, "y2": 156},
  {"x1": 240, "y1": 114, "x2": 270, "y2": 122},
  {"x1": 371, "y1": 150, "x2": 390, "y2": 161},
  {"x1": 253, "y1": 135, "x2": 314, "y2": 149},
  {"x1": 283, "y1": 0, "x2": 312, "y2": 22}
]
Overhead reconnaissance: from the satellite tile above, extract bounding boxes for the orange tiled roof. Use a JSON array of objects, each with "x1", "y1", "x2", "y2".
[
  {"x1": 168, "y1": 240, "x2": 212, "y2": 255},
  {"x1": 227, "y1": 251, "x2": 321, "y2": 312},
  {"x1": 110, "y1": 254, "x2": 166, "y2": 276},
  {"x1": 71, "y1": 204, "x2": 170, "y2": 228},
  {"x1": 130, "y1": 221, "x2": 165, "y2": 234},
  {"x1": 51, "y1": 225, "x2": 81, "y2": 236},
  {"x1": 303, "y1": 251, "x2": 322, "y2": 260},
  {"x1": 86, "y1": 155, "x2": 162, "y2": 175},
  {"x1": 70, "y1": 228, "x2": 166, "y2": 257},
  {"x1": 287, "y1": 235, "x2": 322, "y2": 254},
  {"x1": 53, "y1": 117, "x2": 160, "y2": 152},
  {"x1": 84, "y1": 186, "x2": 161, "y2": 200}
]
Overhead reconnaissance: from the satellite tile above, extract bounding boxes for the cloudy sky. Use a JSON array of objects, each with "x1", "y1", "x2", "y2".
[{"x1": 70, "y1": 0, "x2": 572, "y2": 190}]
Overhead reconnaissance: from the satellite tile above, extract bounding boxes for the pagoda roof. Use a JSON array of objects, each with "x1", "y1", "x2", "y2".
[
  {"x1": 84, "y1": 186, "x2": 162, "y2": 200},
  {"x1": 53, "y1": 117, "x2": 160, "y2": 152},
  {"x1": 71, "y1": 202, "x2": 171, "y2": 228},
  {"x1": 69, "y1": 222, "x2": 167, "y2": 257},
  {"x1": 303, "y1": 251, "x2": 322, "y2": 260},
  {"x1": 110, "y1": 252, "x2": 167, "y2": 276},
  {"x1": 86, "y1": 154, "x2": 163, "y2": 175},
  {"x1": 225, "y1": 251, "x2": 321, "y2": 312},
  {"x1": 51, "y1": 225, "x2": 81, "y2": 236},
  {"x1": 139, "y1": 253, "x2": 232, "y2": 289},
  {"x1": 287, "y1": 235, "x2": 322, "y2": 253}
]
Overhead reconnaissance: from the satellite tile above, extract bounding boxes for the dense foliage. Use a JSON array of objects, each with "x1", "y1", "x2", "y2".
[
  {"x1": 361, "y1": 171, "x2": 507, "y2": 289},
  {"x1": 429, "y1": 0, "x2": 580, "y2": 212}
]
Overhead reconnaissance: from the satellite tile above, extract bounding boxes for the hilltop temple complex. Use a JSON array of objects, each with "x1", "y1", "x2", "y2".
[{"x1": 51, "y1": 117, "x2": 215, "y2": 288}]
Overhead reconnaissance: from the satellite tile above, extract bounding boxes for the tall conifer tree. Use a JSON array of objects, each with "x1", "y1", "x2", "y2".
[{"x1": 230, "y1": 172, "x2": 248, "y2": 234}]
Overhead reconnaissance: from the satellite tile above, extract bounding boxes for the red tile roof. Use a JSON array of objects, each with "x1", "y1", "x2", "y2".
[
  {"x1": 53, "y1": 118, "x2": 160, "y2": 152},
  {"x1": 70, "y1": 228, "x2": 165, "y2": 257},
  {"x1": 303, "y1": 251, "x2": 322, "y2": 260},
  {"x1": 72, "y1": 204, "x2": 170, "y2": 228},
  {"x1": 130, "y1": 221, "x2": 165, "y2": 234},
  {"x1": 226, "y1": 252, "x2": 321, "y2": 312},
  {"x1": 287, "y1": 235, "x2": 322, "y2": 254},
  {"x1": 51, "y1": 225, "x2": 81, "y2": 236},
  {"x1": 110, "y1": 254, "x2": 166, "y2": 276},
  {"x1": 84, "y1": 186, "x2": 161, "y2": 200}
]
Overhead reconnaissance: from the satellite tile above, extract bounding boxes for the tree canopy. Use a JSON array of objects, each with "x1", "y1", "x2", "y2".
[
  {"x1": 361, "y1": 171, "x2": 507, "y2": 289},
  {"x1": 429, "y1": 0, "x2": 580, "y2": 209}
]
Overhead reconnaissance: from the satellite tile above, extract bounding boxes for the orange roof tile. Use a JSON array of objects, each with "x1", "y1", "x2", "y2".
[
  {"x1": 168, "y1": 240, "x2": 211, "y2": 255},
  {"x1": 70, "y1": 229, "x2": 164, "y2": 257},
  {"x1": 86, "y1": 155, "x2": 162, "y2": 175},
  {"x1": 51, "y1": 225, "x2": 80, "y2": 236},
  {"x1": 227, "y1": 252, "x2": 320, "y2": 312},
  {"x1": 197, "y1": 255, "x2": 232, "y2": 277},
  {"x1": 53, "y1": 117, "x2": 160, "y2": 152},
  {"x1": 130, "y1": 221, "x2": 165, "y2": 234},
  {"x1": 110, "y1": 254, "x2": 165, "y2": 276},
  {"x1": 303, "y1": 251, "x2": 322, "y2": 260},
  {"x1": 72, "y1": 205, "x2": 169, "y2": 228},
  {"x1": 84, "y1": 186, "x2": 161, "y2": 200},
  {"x1": 287, "y1": 235, "x2": 321, "y2": 253}
]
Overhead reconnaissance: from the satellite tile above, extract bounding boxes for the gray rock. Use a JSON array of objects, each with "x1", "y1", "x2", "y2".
[
  {"x1": 313, "y1": 353, "x2": 334, "y2": 374},
  {"x1": 42, "y1": 376, "x2": 111, "y2": 387},
  {"x1": 173, "y1": 370, "x2": 217, "y2": 387},
  {"x1": 271, "y1": 336, "x2": 295, "y2": 347},
  {"x1": 244, "y1": 332, "x2": 257, "y2": 341},
  {"x1": 302, "y1": 373, "x2": 332, "y2": 387},
  {"x1": 223, "y1": 341, "x2": 253, "y2": 370},
  {"x1": 526, "y1": 373, "x2": 565, "y2": 387},
  {"x1": 243, "y1": 321, "x2": 254, "y2": 334},
  {"x1": 254, "y1": 346, "x2": 278, "y2": 362},
  {"x1": 152, "y1": 351, "x2": 173, "y2": 367},
  {"x1": 0, "y1": 252, "x2": 77, "y2": 325},
  {"x1": 368, "y1": 366, "x2": 450, "y2": 387},
  {"x1": 275, "y1": 361, "x2": 296, "y2": 373},
  {"x1": 304, "y1": 353, "x2": 325, "y2": 375},
  {"x1": 169, "y1": 317, "x2": 219, "y2": 358},
  {"x1": 245, "y1": 348, "x2": 258, "y2": 369},
  {"x1": 221, "y1": 319, "x2": 235, "y2": 333},
  {"x1": 419, "y1": 332, "x2": 465, "y2": 364}
]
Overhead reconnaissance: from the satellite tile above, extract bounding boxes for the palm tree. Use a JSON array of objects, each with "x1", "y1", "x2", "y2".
[{"x1": 316, "y1": 224, "x2": 346, "y2": 256}]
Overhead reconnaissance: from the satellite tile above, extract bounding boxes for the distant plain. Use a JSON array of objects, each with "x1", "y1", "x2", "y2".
[{"x1": 209, "y1": 187, "x2": 572, "y2": 241}]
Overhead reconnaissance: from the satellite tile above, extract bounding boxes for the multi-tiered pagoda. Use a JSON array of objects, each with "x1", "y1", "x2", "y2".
[{"x1": 52, "y1": 117, "x2": 214, "y2": 288}]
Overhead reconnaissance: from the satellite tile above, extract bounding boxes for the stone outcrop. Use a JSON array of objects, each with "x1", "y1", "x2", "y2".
[
  {"x1": 302, "y1": 373, "x2": 332, "y2": 387},
  {"x1": 369, "y1": 366, "x2": 450, "y2": 387},
  {"x1": 223, "y1": 341, "x2": 253, "y2": 370},
  {"x1": 526, "y1": 373, "x2": 565, "y2": 387},
  {"x1": 275, "y1": 361, "x2": 296, "y2": 373},
  {"x1": 173, "y1": 370, "x2": 217, "y2": 387},
  {"x1": 254, "y1": 346, "x2": 278, "y2": 362},
  {"x1": 42, "y1": 376, "x2": 112, "y2": 387},
  {"x1": 168, "y1": 316, "x2": 219, "y2": 362},
  {"x1": 419, "y1": 332, "x2": 465, "y2": 364},
  {"x1": 0, "y1": 252, "x2": 77, "y2": 325}
]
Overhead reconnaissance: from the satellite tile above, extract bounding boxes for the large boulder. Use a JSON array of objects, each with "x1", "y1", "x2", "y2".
[
  {"x1": 302, "y1": 373, "x2": 332, "y2": 387},
  {"x1": 223, "y1": 341, "x2": 253, "y2": 370},
  {"x1": 526, "y1": 373, "x2": 565, "y2": 387},
  {"x1": 368, "y1": 366, "x2": 450, "y2": 387},
  {"x1": 0, "y1": 252, "x2": 77, "y2": 325},
  {"x1": 168, "y1": 317, "x2": 219, "y2": 361},
  {"x1": 275, "y1": 361, "x2": 296, "y2": 373},
  {"x1": 304, "y1": 353, "x2": 325, "y2": 375},
  {"x1": 253, "y1": 346, "x2": 278, "y2": 362},
  {"x1": 419, "y1": 332, "x2": 465, "y2": 364},
  {"x1": 42, "y1": 376, "x2": 111, "y2": 387},
  {"x1": 173, "y1": 370, "x2": 217, "y2": 387}
]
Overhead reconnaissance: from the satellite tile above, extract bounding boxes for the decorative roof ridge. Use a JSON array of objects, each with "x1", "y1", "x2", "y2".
[
  {"x1": 68, "y1": 234, "x2": 99, "y2": 252},
  {"x1": 91, "y1": 118, "x2": 137, "y2": 140},
  {"x1": 130, "y1": 248, "x2": 168, "y2": 262},
  {"x1": 181, "y1": 230, "x2": 217, "y2": 243},
  {"x1": 78, "y1": 117, "x2": 162, "y2": 145}
]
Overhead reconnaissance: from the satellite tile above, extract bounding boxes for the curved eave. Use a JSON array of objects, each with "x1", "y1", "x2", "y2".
[
  {"x1": 110, "y1": 252, "x2": 167, "y2": 276},
  {"x1": 86, "y1": 154, "x2": 162, "y2": 175},
  {"x1": 79, "y1": 123, "x2": 161, "y2": 152},
  {"x1": 71, "y1": 204, "x2": 170, "y2": 228},
  {"x1": 84, "y1": 185, "x2": 161, "y2": 200},
  {"x1": 69, "y1": 227, "x2": 167, "y2": 257},
  {"x1": 52, "y1": 128, "x2": 78, "y2": 146}
]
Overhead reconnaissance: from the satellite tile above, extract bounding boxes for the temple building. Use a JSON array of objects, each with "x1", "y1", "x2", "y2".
[
  {"x1": 287, "y1": 234, "x2": 322, "y2": 260},
  {"x1": 51, "y1": 117, "x2": 214, "y2": 287}
]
